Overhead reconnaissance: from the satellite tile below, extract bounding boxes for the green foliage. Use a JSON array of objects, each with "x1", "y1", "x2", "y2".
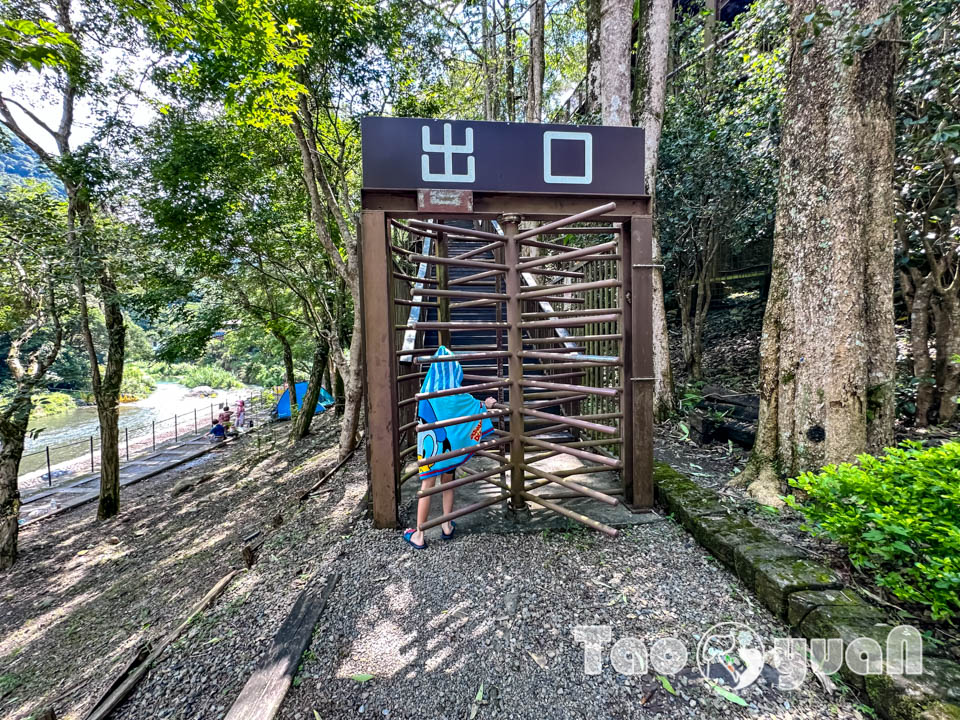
[
  {"x1": 658, "y1": 0, "x2": 786, "y2": 298},
  {"x1": 179, "y1": 364, "x2": 243, "y2": 389},
  {"x1": 27, "y1": 391, "x2": 77, "y2": 418},
  {"x1": 678, "y1": 384, "x2": 705, "y2": 414},
  {"x1": 895, "y1": 0, "x2": 959, "y2": 275},
  {"x1": 786, "y1": 441, "x2": 960, "y2": 621},
  {"x1": 119, "y1": 364, "x2": 156, "y2": 398},
  {"x1": 0, "y1": 15, "x2": 79, "y2": 73}
]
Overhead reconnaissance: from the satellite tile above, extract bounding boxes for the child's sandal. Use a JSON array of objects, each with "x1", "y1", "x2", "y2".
[{"x1": 403, "y1": 528, "x2": 427, "y2": 550}]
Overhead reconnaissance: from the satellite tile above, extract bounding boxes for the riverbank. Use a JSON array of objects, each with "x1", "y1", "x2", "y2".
[{"x1": 18, "y1": 384, "x2": 264, "y2": 491}]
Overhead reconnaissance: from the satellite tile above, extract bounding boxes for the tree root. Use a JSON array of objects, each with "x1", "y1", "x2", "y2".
[{"x1": 727, "y1": 458, "x2": 785, "y2": 507}]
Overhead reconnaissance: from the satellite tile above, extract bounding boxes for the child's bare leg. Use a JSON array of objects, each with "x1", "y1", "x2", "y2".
[
  {"x1": 441, "y1": 472, "x2": 455, "y2": 535},
  {"x1": 412, "y1": 477, "x2": 435, "y2": 546}
]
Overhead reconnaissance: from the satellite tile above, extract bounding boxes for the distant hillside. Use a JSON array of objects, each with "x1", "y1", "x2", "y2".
[{"x1": 1, "y1": 131, "x2": 65, "y2": 196}]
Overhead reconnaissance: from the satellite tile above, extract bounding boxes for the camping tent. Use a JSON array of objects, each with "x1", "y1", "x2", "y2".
[{"x1": 274, "y1": 383, "x2": 336, "y2": 420}]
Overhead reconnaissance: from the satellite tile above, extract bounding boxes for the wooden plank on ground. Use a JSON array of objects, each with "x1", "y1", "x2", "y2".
[
  {"x1": 84, "y1": 569, "x2": 240, "y2": 720},
  {"x1": 224, "y1": 573, "x2": 341, "y2": 720}
]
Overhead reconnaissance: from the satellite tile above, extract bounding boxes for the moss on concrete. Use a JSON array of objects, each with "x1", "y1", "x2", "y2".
[
  {"x1": 734, "y1": 541, "x2": 808, "y2": 590},
  {"x1": 786, "y1": 588, "x2": 869, "y2": 628},
  {"x1": 753, "y1": 557, "x2": 843, "y2": 619}
]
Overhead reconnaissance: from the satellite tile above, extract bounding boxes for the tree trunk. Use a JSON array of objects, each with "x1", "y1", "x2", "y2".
[
  {"x1": 274, "y1": 331, "x2": 298, "y2": 419},
  {"x1": 69, "y1": 192, "x2": 125, "y2": 520},
  {"x1": 482, "y1": 0, "x2": 498, "y2": 121},
  {"x1": 910, "y1": 275, "x2": 935, "y2": 426},
  {"x1": 526, "y1": 0, "x2": 545, "y2": 122},
  {"x1": 585, "y1": 0, "x2": 602, "y2": 116},
  {"x1": 95, "y1": 265, "x2": 125, "y2": 520},
  {"x1": 937, "y1": 291, "x2": 960, "y2": 423},
  {"x1": 335, "y1": 314, "x2": 364, "y2": 459},
  {"x1": 738, "y1": 0, "x2": 899, "y2": 505},
  {"x1": 599, "y1": 0, "x2": 632, "y2": 126},
  {"x1": 691, "y1": 263, "x2": 712, "y2": 382},
  {"x1": 292, "y1": 342, "x2": 328, "y2": 441},
  {"x1": 678, "y1": 278, "x2": 695, "y2": 376},
  {"x1": 335, "y1": 366, "x2": 345, "y2": 416},
  {"x1": 633, "y1": 0, "x2": 676, "y2": 419},
  {"x1": 505, "y1": 0, "x2": 515, "y2": 121},
  {"x1": 0, "y1": 395, "x2": 31, "y2": 570}
]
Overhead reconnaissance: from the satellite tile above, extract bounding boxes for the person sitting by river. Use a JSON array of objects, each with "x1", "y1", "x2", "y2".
[
  {"x1": 218, "y1": 404, "x2": 233, "y2": 431},
  {"x1": 207, "y1": 419, "x2": 226, "y2": 442}
]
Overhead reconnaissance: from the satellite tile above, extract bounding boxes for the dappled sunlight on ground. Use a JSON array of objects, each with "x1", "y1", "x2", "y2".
[{"x1": 0, "y1": 417, "x2": 343, "y2": 720}]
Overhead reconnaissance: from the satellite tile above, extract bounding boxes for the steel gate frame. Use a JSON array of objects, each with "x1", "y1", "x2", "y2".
[{"x1": 360, "y1": 190, "x2": 654, "y2": 531}]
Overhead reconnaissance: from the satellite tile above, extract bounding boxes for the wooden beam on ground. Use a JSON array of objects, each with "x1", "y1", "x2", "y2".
[
  {"x1": 84, "y1": 570, "x2": 241, "y2": 720},
  {"x1": 224, "y1": 573, "x2": 341, "y2": 720},
  {"x1": 296, "y1": 450, "x2": 355, "y2": 503}
]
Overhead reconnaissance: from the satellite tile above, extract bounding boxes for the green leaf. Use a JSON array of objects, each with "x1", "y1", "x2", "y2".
[
  {"x1": 657, "y1": 675, "x2": 676, "y2": 695},
  {"x1": 475, "y1": 683, "x2": 484, "y2": 701},
  {"x1": 710, "y1": 682, "x2": 748, "y2": 706},
  {"x1": 351, "y1": 673, "x2": 375, "y2": 683}
]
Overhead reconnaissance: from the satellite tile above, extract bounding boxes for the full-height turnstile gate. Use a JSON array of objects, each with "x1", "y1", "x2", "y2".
[{"x1": 359, "y1": 117, "x2": 654, "y2": 534}]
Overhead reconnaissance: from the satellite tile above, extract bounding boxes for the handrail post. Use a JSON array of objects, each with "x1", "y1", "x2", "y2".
[
  {"x1": 194, "y1": 407, "x2": 198, "y2": 433},
  {"x1": 174, "y1": 414, "x2": 178, "y2": 442},
  {"x1": 152, "y1": 420, "x2": 156, "y2": 451},
  {"x1": 125, "y1": 428, "x2": 130, "y2": 461},
  {"x1": 90, "y1": 436, "x2": 94, "y2": 472},
  {"x1": 46, "y1": 446, "x2": 52, "y2": 487}
]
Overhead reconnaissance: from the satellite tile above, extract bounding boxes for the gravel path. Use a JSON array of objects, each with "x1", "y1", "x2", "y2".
[
  {"x1": 3, "y1": 416, "x2": 876, "y2": 720},
  {"x1": 277, "y1": 521, "x2": 870, "y2": 720}
]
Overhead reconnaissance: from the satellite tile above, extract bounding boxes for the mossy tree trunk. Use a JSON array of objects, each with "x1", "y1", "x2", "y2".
[
  {"x1": 292, "y1": 342, "x2": 328, "y2": 441},
  {"x1": 0, "y1": 398, "x2": 30, "y2": 570},
  {"x1": 0, "y1": 256, "x2": 63, "y2": 570},
  {"x1": 585, "y1": 0, "x2": 602, "y2": 117},
  {"x1": 71, "y1": 196, "x2": 126, "y2": 520},
  {"x1": 739, "y1": 0, "x2": 899, "y2": 504}
]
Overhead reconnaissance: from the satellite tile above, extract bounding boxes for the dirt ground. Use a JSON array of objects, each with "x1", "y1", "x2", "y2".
[
  {"x1": 1, "y1": 407, "x2": 882, "y2": 720},
  {"x1": 0, "y1": 413, "x2": 348, "y2": 720}
]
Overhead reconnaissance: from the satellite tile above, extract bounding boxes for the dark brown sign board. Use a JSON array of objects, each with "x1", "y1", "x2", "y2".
[{"x1": 362, "y1": 117, "x2": 645, "y2": 196}]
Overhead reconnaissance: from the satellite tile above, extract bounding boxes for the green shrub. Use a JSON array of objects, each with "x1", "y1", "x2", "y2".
[
  {"x1": 142, "y1": 361, "x2": 194, "y2": 382},
  {"x1": 180, "y1": 364, "x2": 243, "y2": 390},
  {"x1": 786, "y1": 441, "x2": 960, "y2": 621},
  {"x1": 29, "y1": 391, "x2": 77, "y2": 418},
  {"x1": 120, "y1": 365, "x2": 157, "y2": 399}
]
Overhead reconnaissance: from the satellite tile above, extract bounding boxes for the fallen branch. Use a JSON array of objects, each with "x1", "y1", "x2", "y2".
[
  {"x1": 297, "y1": 449, "x2": 356, "y2": 503},
  {"x1": 224, "y1": 572, "x2": 341, "y2": 720},
  {"x1": 83, "y1": 569, "x2": 241, "y2": 720}
]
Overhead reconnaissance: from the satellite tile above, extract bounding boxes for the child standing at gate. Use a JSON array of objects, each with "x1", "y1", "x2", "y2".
[{"x1": 403, "y1": 346, "x2": 497, "y2": 550}]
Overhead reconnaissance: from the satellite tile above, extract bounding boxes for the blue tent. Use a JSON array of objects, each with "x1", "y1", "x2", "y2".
[{"x1": 274, "y1": 382, "x2": 336, "y2": 420}]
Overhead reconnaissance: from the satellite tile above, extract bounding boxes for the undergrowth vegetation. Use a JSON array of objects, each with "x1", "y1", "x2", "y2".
[
  {"x1": 786, "y1": 441, "x2": 960, "y2": 622},
  {"x1": 143, "y1": 362, "x2": 244, "y2": 390}
]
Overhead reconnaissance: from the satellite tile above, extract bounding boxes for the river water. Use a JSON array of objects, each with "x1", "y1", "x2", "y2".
[{"x1": 20, "y1": 382, "x2": 259, "y2": 478}]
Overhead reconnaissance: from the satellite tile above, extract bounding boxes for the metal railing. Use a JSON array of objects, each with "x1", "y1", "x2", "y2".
[{"x1": 18, "y1": 388, "x2": 282, "y2": 488}]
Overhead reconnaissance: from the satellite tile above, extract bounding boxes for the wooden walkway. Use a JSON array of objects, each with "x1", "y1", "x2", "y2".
[{"x1": 19, "y1": 432, "x2": 238, "y2": 526}]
